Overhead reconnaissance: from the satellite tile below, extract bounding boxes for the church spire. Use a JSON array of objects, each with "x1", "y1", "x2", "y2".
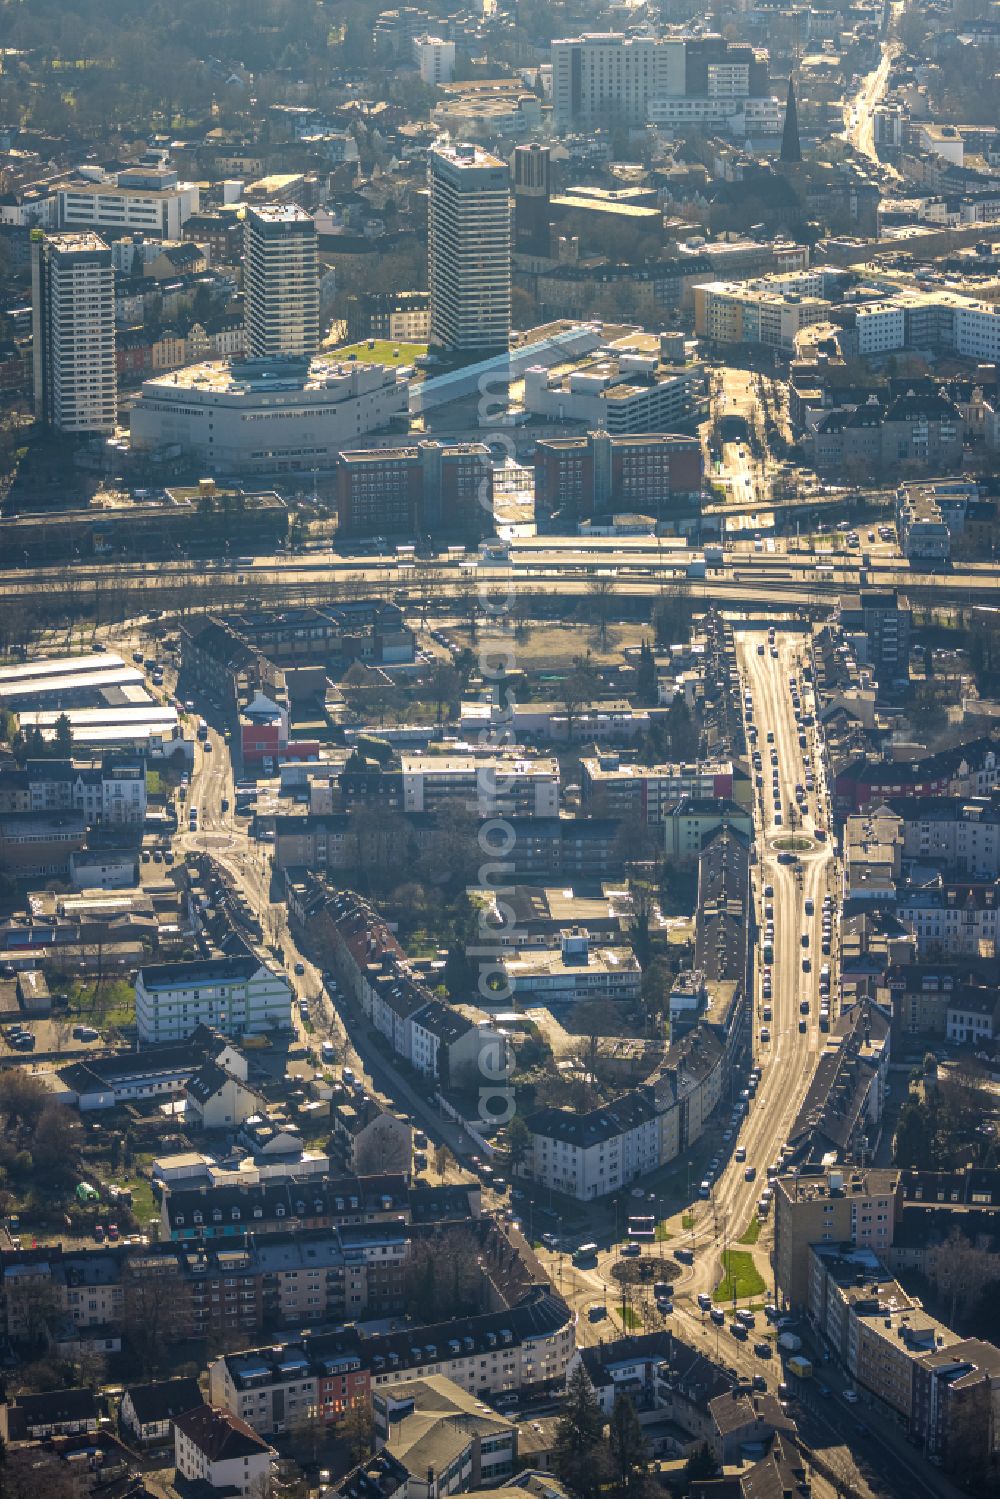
[{"x1": 781, "y1": 75, "x2": 801, "y2": 164}]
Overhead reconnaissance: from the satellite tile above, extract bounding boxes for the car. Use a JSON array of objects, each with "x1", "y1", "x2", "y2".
[
  {"x1": 221, "y1": 798, "x2": 229, "y2": 812},
  {"x1": 204, "y1": 740, "x2": 213, "y2": 752},
  {"x1": 842, "y1": 1389, "x2": 859, "y2": 1404},
  {"x1": 752, "y1": 1374, "x2": 767, "y2": 1391},
  {"x1": 621, "y1": 1242, "x2": 641, "y2": 1257},
  {"x1": 654, "y1": 1282, "x2": 674, "y2": 1298},
  {"x1": 698, "y1": 1292, "x2": 712, "y2": 1311},
  {"x1": 764, "y1": 884, "x2": 773, "y2": 898},
  {"x1": 152, "y1": 849, "x2": 162, "y2": 863},
  {"x1": 730, "y1": 1322, "x2": 748, "y2": 1340},
  {"x1": 798, "y1": 1018, "x2": 807, "y2": 1032},
  {"x1": 735, "y1": 1145, "x2": 746, "y2": 1162},
  {"x1": 189, "y1": 806, "x2": 198, "y2": 819},
  {"x1": 657, "y1": 1300, "x2": 673, "y2": 1315},
  {"x1": 294, "y1": 962, "x2": 305, "y2": 976},
  {"x1": 299, "y1": 999, "x2": 310, "y2": 1017},
  {"x1": 817, "y1": 1383, "x2": 832, "y2": 1398},
  {"x1": 815, "y1": 827, "x2": 827, "y2": 840},
  {"x1": 802, "y1": 957, "x2": 811, "y2": 972},
  {"x1": 588, "y1": 1303, "x2": 607, "y2": 1320},
  {"x1": 710, "y1": 1307, "x2": 725, "y2": 1325},
  {"x1": 754, "y1": 1341, "x2": 771, "y2": 1358},
  {"x1": 799, "y1": 999, "x2": 810, "y2": 1014},
  {"x1": 141, "y1": 850, "x2": 150, "y2": 863},
  {"x1": 107, "y1": 1223, "x2": 119, "y2": 1242},
  {"x1": 760, "y1": 1027, "x2": 771, "y2": 1043},
  {"x1": 94, "y1": 1225, "x2": 105, "y2": 1242},
  {"x1": 164, "y1": 851, "x2": 174, "y2": 864},
  {"x1": 744, "y1": 1166, "x2": 757, "y2": 1182},
  {"x1": 778, "y1": 1383, "x2": 791, "y2": 1400}
]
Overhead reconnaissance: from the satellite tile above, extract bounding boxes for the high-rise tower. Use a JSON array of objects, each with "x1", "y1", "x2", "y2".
[
  {"x1": 31, "y1": 230, "x2": 117, "y2": 435},
  {"x1": 243, "y1": 203, "x2": 319, "y2": 360},
  {"x1": 512, "y1": 143, "x2": 552, "y2": 259},
  {"x1": 428, "y1": 142, "x2": 511, "y2": 359}
]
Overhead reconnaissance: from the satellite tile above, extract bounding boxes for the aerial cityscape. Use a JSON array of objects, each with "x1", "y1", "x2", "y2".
[{"x1": 1, "y1": 1, "x2": 1000, "y2": 1496}]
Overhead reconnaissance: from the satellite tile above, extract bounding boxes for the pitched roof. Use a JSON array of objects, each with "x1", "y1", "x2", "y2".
[
  {"x1": 173, "y1": 1403, "x2": 273, "y2": 1462},
  {"x1": 124, "y1": 1376, "x2": 203, "y2": 1427}
]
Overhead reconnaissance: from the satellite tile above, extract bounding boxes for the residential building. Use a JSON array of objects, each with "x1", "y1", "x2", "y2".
[
  {"x1": 773, "y1": 1166, "x2": 903, "y2": 1308},
  {"x1": 533, "y1": 431, "x2": 702, "y2": 526},
  {"x1": 580, "y1": 754, "x2": 743, "y2": 824},
  {"x1": 1, "y1": 756, "x2": 147, "y2": 826},
  {"x1": 693, "y1": 276, "x2": 832, "y2": 354},
  {"x1": 119, "y1": 1377, "x2": 204, "y2": 1448},
  {"x1": 664, "y1": 797, "x2": 753, "y2": 859},
  {"x1": 0, "y1": 1388, "x2": 99, "y2": 1442},
  {"x1": 243, "y1": 203, "x2": 319, "y2": 360},
  {"x1": 835, "y1": 589, "x2": 912, "y2": 682},
  {"x1": 912, "y1": 1338, "x2": 1000, "y2": 1476},
  {"x1": 210, "y1": 1288, "x2": 573, "y2": 1424},
  {"x1": 416, "y1": 36, "x2": 456, "y2": 85},
  {"x1": 31, "y1": 231, "x2": 117, "y2": 435},
  {"x1": 129, "y1": 355, "x2": 408, "y2": 472},
  {"x1": 134, "y1": 952, "x2": 292, "y2": 1044},
  {"x1": 428, "y1": 142, "x2": 511, "y2": 359},
  {"x1": 173, "y1": 1404, "x2": 276, "y2": 1497},
  {"x1": 400, "y1": 753, "x2": 559, "y2": 818},
  {"x1": 895, "y1": 881, "x2": 1000, "y2": 956},
  {"x1": 890, "y1": 794, "x2": 1000, "y2": 878},
  {"x1": 522, "y1": 1025, "x2": 726, "y2": 1201}
]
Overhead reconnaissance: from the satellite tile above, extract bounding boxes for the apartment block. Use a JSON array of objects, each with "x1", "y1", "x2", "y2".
[
  {"x1": 773, "y1": 1166, "x2": 903, "y2": 1309},
  {"x1": 134, "y1": 952, "x2": 292, "y2": 1044},
  {"x1": 400, "y1": 753, "x2": 559, "y2": 818},
  {"x1": 428, "y1": 143, "x2": 510, "y2": 358},
  {"x1": 580, "y1": 753, "x2": 742, "y2": 825},
  {"x1": 243, "y1": 204, "x2": 319, "y2": 360},
  {"x1": 31, "y1": 231, "x2": 117, "y2": 435}
]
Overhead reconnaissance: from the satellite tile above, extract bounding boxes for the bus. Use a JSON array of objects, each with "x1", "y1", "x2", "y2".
[
  {"x1": 627, "y1": 1215, "x2": 656, "y2": 1242},
  {"x1": 197, "y1": 718, "x2": 208, "y2": 741},
  {"x1": 572, "y1": 1242, "x2": 598, "y2": 1267}
]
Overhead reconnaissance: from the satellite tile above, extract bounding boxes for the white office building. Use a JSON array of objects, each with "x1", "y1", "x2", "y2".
[
  {"x1": 58, "y1": 167, "x2": 200, "y2": 239},
  {"x1": 244, "y1": 204, "x2": 319, "y2": 360},
  {"x1": 428, "y1": 142, "x2": 511, "y2": 357},
  {"x1": 135, "y1": 954, "x2": 292, "y2": 1043},
  {"x1": 31, "y1": 231, "x2": 117, "y2": 435}
]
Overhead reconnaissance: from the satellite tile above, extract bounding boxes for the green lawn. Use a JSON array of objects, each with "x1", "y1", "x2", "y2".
[
  {"x1": 619, "y1": 1305, "x2": 642, "y2": 1330},
  {"x1": 655, "y1": 1222, "x2": 673, "y2": 1242},
  {"x1": 713, "y1": 1250, "x2": 767, "y2": 1303},
  {"x1": 681, "y1": 1213, "x2": 695, "y2": 1230},
  {"x1": 738, "y1": 1217, "x2": 762, "y2": 1245},
  {"x1": 65, "y1": 979, "x2": 136, "y2": 1030},
  {"x1": 328, "y1": 339, "x2": 427, "y2": 366}
]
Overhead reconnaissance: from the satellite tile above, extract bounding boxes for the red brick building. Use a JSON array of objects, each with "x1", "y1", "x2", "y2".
[
  {"x1": 534, "y1": 430, "x2": 703, "y2": 527},
  {"x1": 336, "y1": 440, "x2": 493, "y2": 540}
]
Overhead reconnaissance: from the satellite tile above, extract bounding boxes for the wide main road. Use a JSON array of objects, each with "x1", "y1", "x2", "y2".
[{"x1": 687, "y1": 628, "x2": 837, "y2": 1289}]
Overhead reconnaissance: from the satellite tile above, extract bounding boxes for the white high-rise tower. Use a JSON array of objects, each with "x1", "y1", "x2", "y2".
[{"x1": 428, "y1": 142, "x2": 511, "y2": 359}]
